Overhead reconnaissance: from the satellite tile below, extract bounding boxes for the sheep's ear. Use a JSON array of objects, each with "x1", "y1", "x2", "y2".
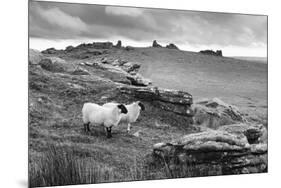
[
  {"x1": 138, "y1": 102, "x2": 145, "y2": 111},
  {"x1": 117, "y1": 104, "x2": 128, "y2": 114}
]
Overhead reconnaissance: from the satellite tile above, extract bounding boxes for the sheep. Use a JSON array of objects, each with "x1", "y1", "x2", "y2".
[
  {"x1": 82, "y1": 102, "x2": 128, "y2": 138},
  {"x1": 103, "y1": 101, "x2": 145, "y2": 133}
]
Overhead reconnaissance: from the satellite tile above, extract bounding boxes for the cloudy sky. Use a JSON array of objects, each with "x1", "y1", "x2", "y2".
[{"x1": 29, "y1": 1, "x2": 267, "y2": 57}]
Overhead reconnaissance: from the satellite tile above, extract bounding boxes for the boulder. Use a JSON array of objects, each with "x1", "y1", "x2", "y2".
[
  {"x1": 39, "y1": 57, "x2": 68, "y2": 73},
  {"x1": 29, "y1": 49, "x2": 43, "y2": 65},
  {"x1": 166, "y1": 43, "x2": 179, "y2": 50},
  {"x1": 193, "y1": 98, "x2": 246, "y2": 129},
  {"x1": 152, "y1": 40, "x2": 162, "y2": 48},
  {"x1": 119, "y1": 86, "x2": 193, "y2": 116},
  {"x1": 152, "y1": 123, "x2": 267, "y2": 176}
]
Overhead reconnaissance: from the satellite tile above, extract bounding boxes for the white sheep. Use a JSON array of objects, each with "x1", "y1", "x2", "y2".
[
  {"x1": 103, "y1": 101, "x2": 145, "y2": 132},
  {"x1": 82, "y1": 102, "x2": 128, "y2": 138}
]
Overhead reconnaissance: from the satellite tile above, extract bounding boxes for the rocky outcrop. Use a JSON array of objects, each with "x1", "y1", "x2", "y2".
[
  {"x1": 82, "y1": 58, "x2": 150, "y2": 86},
  {"x1": 166, "y1": 43, "x2": 179, "y2": 50},
  {"x1": 65, "y1": 45, "x2": 75, "y2": 52},
  {"x1": 75, "y1": 42, "x2": 113, "y2": 49},
  {"x1": 119, "y1": 86, "x2": 193, "y2": 116},
  {"x1": 193, "y1": 98, "x2": 246, "y2": 129},
  {"x1": 216, "y1": 50, "x2": 223, "y2": 56},
  {"x1": 92, "y1": 42, "x2": 113, "y2": 49},
  {"x1": 29, "y1": 49, "x2": 43, "y2": 65},
  {"x1": 199, "y1": 50, "x2": 223, "y2": 57},
  {"x1": 100, "y1": 58, "x2": 141, "y2": 75},
  {"x1": 152, "y1": 123, "x2": 267, "y2": 176},
  {"x1": 219, "y1": 123, "x2": 267, "y2": 144},
  {"x1": 152, "y1": 40, "x2": 162, "y2": 48},
  {"x1": 41, "y1": 48, "x2": 62, "y2": 54},
  {"x1": 115, "y1": 40, "x2": 122, "y2": 48}
]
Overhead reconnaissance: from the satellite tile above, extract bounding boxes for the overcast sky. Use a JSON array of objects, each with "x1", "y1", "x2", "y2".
[{"x1": 29, "y1": 1, "x2": 267, "y2": 57}]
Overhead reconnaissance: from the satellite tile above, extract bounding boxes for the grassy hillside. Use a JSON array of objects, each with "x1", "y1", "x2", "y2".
[
  {"x1": 29, "y1": 45, "x2": 267, "y2": 187},
  {"x1": 28, "y1": 54, "x2": 197, "y2": 187},
  {"x1": 94, "y1": 47, "x2": 267, "y2": 122}
]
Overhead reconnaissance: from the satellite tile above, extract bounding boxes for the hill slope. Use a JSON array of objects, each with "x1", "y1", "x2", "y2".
[
  {"x1": 88, "y1": 47, "x2": 267, "y2": 122},
  {"x1": 29, "y1": 44, "x2": 268, "y2": 187}
]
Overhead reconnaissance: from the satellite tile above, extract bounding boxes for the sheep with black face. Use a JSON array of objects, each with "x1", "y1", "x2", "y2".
[
  {"x1": 82, "y1": 102, "x2": 128, "y2": 138},
  {"x1": 103, "y1": 101, "x2": 145, "y2": 132}
]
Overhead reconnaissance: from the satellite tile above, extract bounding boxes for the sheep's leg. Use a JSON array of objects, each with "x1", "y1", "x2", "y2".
[
  {"x1": 127, "y1": 123, "x2": 131, "y2": 133},
  {"x1": 106, "y1": 127, "x2": 112, "y2": 138},
  {"x1": 84, "y1": 122, "x2": 90, "y2": 132}
]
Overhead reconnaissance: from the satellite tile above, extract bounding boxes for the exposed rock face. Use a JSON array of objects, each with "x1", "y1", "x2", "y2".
[
  {"x1": 166, "y1": 43, "x2": 179, "y2": 50},
  {"x1": 115, "y1": 40, "x2": 122, "y2": 48},
  {"x1": 152, "y1": 40, "x2": 162, "y2": 48},
  {"x1": 29, "y1": 49, "x2": 43, "y2": 65},
  {"x1": 199, "y1": 50, "x2": 223, "y2": 57},
  {"x1": 119, "y1": 86, "x2": 193, "y2": 116},
  {"x1": 152, "y1": 123, "x2": 267, "y2": 176},
  {"x1": 193, "y1": 98, "x2": 246, "y2": 129}
]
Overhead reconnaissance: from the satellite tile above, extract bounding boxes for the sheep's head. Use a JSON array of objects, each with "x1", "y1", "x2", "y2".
[
  {"x1": 117, "y1": 104, "x2": 128, "y2": 114},
  {"x1": 136, "y1": 101, "x2": 145, "y2": 111}
]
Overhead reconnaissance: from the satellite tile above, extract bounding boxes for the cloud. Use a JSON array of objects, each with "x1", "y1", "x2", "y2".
[
  {"x1": 105, "y1": 6, "x2": 144, "y2": 17},
  {"x1": 29, "y1": 1, "x2": 267, "y2": 56},
  {"x1": 34, "y1": 5, "x2": 88, "y2": 32}
]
